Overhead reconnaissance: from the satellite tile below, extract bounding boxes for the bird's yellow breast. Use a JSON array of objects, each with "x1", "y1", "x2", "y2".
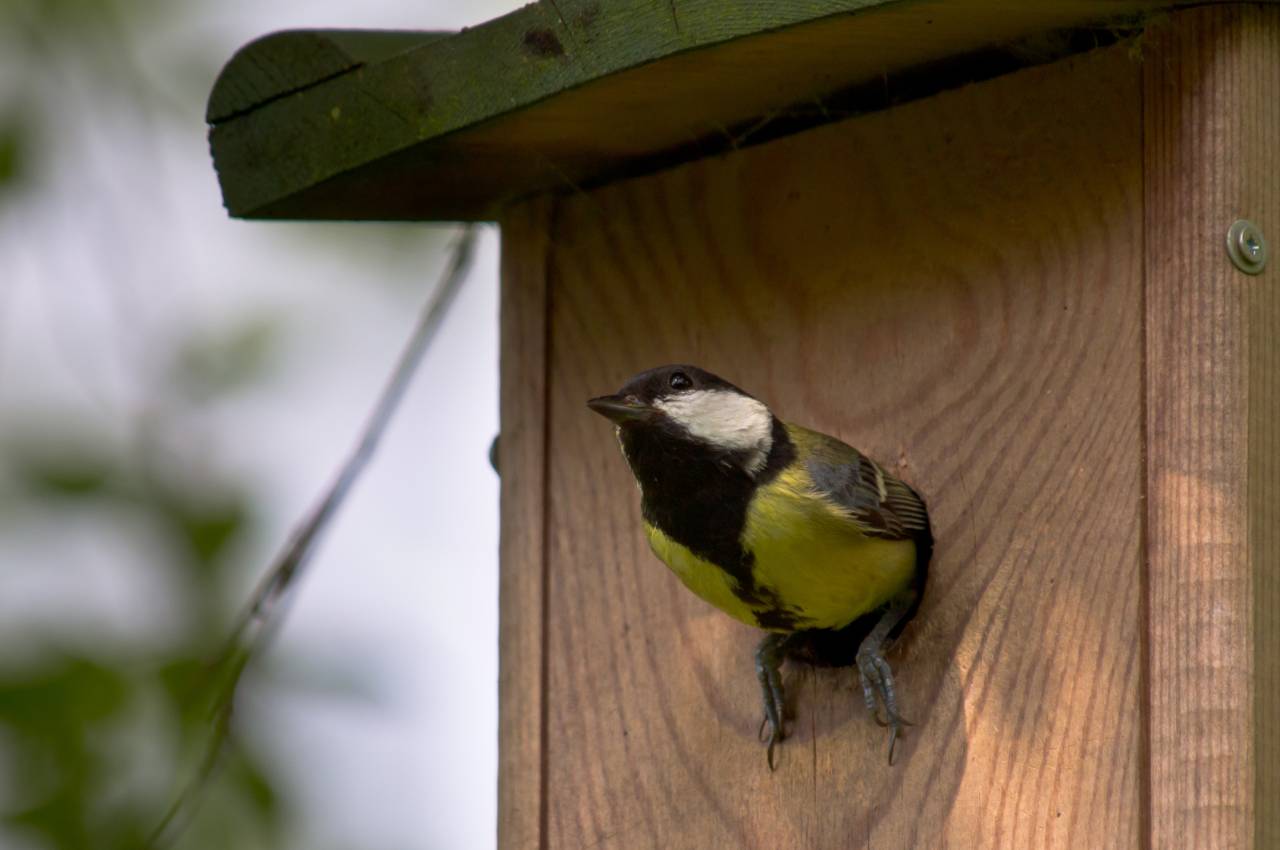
[{"x1": 643, "y1": 464, "x2": 916, "y2": 631}]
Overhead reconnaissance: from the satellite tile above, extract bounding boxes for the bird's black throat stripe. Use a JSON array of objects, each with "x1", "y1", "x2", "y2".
[{"x1": 621, "y1": 415, "x2": 804, "y2": 629}]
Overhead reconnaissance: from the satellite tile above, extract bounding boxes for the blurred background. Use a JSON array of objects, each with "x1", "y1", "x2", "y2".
[{"x1": 0, "y1": 1, "x2": 525, "y2": 848}]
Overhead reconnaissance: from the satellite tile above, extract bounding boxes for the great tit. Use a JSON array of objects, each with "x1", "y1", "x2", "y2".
[{"x1": 588, "y1": 365, "x2": 931, "y2": 767}]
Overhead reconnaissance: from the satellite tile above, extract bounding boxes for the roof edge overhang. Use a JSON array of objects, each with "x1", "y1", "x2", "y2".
[{"x1": 206, "y1": 0, "x2": 1242, "y2": 222}]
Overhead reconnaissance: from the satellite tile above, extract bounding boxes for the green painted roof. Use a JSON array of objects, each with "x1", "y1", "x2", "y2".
[{"x1": 206, "y1": 0, "x2": 1210, "y2": 221}]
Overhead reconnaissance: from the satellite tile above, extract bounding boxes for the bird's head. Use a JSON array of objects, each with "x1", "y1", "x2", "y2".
[{"x1": 587, "y1": 365, "x2": 776, "y2": 477}]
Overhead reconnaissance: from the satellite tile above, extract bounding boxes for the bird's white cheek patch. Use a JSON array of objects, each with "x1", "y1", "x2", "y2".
[{"x1": 655, "y1": 389, "x2": 773, "y2": 473}]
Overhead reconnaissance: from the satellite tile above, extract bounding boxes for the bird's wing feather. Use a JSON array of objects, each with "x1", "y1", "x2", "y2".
[{"x1": 792, "y1": 425, "x2": 929, "y2": 541}]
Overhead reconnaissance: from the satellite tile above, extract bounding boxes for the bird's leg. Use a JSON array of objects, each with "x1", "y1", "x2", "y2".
[
  {"x1": 754, "y1": 632, "x2": 790, "y2": 770},
  {"x1": 856, "y1": 591, "x2": 917, "y2": 765}
]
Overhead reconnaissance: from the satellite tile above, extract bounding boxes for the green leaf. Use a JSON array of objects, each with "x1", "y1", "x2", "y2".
[
  {"x1": 0, "y1": 126, "x2": 20, "y2": 189},
  {"x1": 140, "y1": 481, "x2": 251, "y2": 575},
  {"x1": 172, "y1": 317, "x2": 280, "y2": 401},
  {"x1": 0, "y1": 657, "x2": 129, "y2": 737},
  {"x1": 0, "y1": 658, "x2": 130, "y2": 849},
  {"x1": 173, "y1": 498, "x2": 247, "y2": 568},
  {"x1": 230, "y1": 750, "x2": 280, "y2": 821},
  {"x1": 4, "y1": 438, "x2": 117, "y2": 500}
]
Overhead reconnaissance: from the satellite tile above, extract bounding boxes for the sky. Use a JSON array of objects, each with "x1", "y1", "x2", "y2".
[{"x1": 0, "y1": 1, "x2": 527, "y2": 847}]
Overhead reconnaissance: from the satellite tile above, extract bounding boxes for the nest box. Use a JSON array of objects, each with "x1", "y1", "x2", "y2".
[{"x1": 208, "y1": 3, "x2": 1278, "y2": 847}]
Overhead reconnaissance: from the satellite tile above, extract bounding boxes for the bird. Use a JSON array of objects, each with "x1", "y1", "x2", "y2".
[{"x1": 587, "y1": 364, "x2": 931, "y2": 767}]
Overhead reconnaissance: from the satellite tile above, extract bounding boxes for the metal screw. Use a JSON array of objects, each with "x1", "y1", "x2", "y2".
[{"x1": 1226, "y1": 219, "x2": 1267, "y2": 275}]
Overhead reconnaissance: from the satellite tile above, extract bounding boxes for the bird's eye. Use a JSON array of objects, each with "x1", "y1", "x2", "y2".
[{"x1": 669, "y1": 371, "x2": 692, "y2": 391}]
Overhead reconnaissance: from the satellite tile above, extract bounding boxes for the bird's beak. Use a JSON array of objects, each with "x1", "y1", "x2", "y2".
[{"x1": 587, "y1": 394, "x2": 654, "y2": 424}]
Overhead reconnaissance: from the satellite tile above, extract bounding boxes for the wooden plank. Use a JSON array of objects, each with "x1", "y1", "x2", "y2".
[
  {"x1": 538, "y1": 43, "x2": 1143, "y2": 848},
  {"x1": 498, "y1": 197, "x2": 555, "y2": 850},
  {"x1": 1250, "y1": 15, "x2": 1280, "y2": 834},
  {"x1": 1242, "y1": 16, "x2": 1280, "y2": 848},
  {"x1": 206, "y1": 30, "x2": 450, "y2": 123},
  {"x1": 1252, "y1": 179, "x2": 1280, "y2": 847},
  {"x1": 1144, "y1": 7, "x2": 1280, "y2": 848},
  {"x1": 205, "y1": 0, "x2": 1225, "y2": 221}
]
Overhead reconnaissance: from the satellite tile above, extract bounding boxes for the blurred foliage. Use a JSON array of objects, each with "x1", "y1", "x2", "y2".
[
  {"x1": 0, "y1": 0, "x2": 432, "y2": 846},
  {"x1": 2, "y1": 0, "x2": 163, "y2": 31},
  {"x1": 0, "y1": 343, "x2": 290, "y2": 849},
  {"x1": 0, "y1": 0, "x2": 449, "y2": 277},
  {"x1": 0, "y1": 0, "x2": 211, "y2": 215},
  {"x1": 172, "y1": 318, "x2": 281, "y2": 404},
  {"x1": 0, "y1": 123, "x2": 21, "y2": 191}
]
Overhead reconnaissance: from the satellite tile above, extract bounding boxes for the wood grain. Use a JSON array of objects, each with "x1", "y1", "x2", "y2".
[
  {"x1": 528, "y1": 44, "x2": 1145, "y2": 849},
  {"x1": 498, "y1": 197, "x2": 555, "y2": 850},
  {"x1": 1250, "y1": 11, "x2": 1280, "y2": 835},
  {"x1": 1241, "y1": 15, "x2": 1280, "y2": 847},
  {"x1": 1144, "y1": 7, "x2": 1280, "y2": 848}
]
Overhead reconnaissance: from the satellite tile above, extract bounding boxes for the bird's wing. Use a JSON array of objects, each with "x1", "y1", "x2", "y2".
[{"x1": 790, "y1": 424, "x2": 929, "y2": 541}]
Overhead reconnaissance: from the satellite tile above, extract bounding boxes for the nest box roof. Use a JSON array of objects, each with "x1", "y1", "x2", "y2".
[{"x1": 206, "y1": 0, "x2": 1201, "y2": 222}]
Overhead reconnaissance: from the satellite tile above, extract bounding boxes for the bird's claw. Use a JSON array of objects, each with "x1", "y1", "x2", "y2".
[
  {"x1": 873, "y1": 713, "x2": 914, "y2": 729},
  {"x1": 756, "y1": 634, "x2": 789, "y2": 770},
  {"x1": 764, "y1": 720, "x2": 785, "y2": 771},
  {"x1": 857, "y1": 646, "x2": 910, "y2": 764}
]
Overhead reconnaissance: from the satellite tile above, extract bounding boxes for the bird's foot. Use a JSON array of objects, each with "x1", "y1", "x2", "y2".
[
  {"x1": 755, "y1": 633, "x2": 789, "y2": 770},
  {"x1": 856, "y1": 645, "x2": 910, "y2": 765}
]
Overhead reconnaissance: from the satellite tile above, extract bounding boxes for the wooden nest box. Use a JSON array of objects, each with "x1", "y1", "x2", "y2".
[{"x1": 208, "y1": 2, "x2": 1278, "y2": 847}]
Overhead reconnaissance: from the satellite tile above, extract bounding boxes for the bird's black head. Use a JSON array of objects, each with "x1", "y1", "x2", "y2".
[
  {"x1": 587, "y1": 364, "x2": 748, "y2": 419},
  {"x1": 587, "y1": 365, "x2": 776, "y2": 477}
]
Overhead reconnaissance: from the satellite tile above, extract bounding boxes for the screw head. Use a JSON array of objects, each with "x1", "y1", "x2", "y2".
[{"x1": 1226, "y1": 219, "x2": 1267, "y2": 275}]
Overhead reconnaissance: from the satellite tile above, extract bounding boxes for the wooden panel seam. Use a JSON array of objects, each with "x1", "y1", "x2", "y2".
[
  {"x1": 498, "y1": 195, "x2": 557, "y2": 850},
  {"x1": 535, "y1": 197, "x2": 559, "y2": 850},
  {"x1": 1138, "y1": 56, "x2": 1154, "y2": 850}
]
